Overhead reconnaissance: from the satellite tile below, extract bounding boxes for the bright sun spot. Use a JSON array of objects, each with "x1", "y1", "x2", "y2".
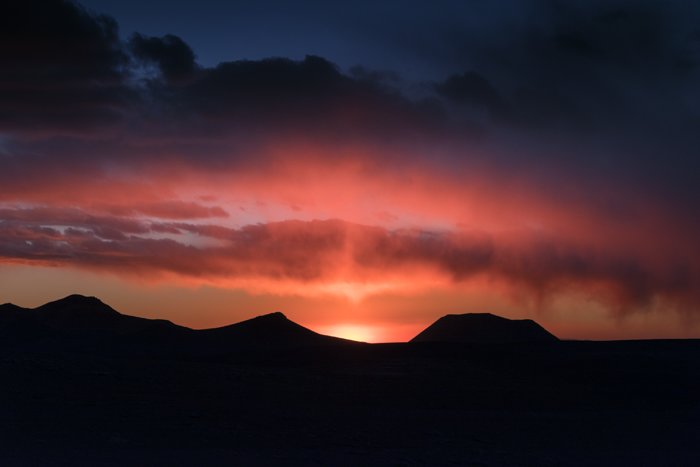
[{"x1": 316, "y1": 324, "x2": 380, "y2": 343}]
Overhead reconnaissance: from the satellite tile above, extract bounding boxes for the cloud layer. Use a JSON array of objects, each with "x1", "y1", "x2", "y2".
[
  {"x1": 1, "y1": 0, "x2": 699, "y2": 327},
  {"x1": 0, "y1": 207, "x2": 696, "y2": 315}
]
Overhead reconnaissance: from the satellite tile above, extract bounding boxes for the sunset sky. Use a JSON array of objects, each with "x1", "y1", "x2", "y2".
[{"x1": 1, "y1": 0, "x2": 699, "y2": 342}]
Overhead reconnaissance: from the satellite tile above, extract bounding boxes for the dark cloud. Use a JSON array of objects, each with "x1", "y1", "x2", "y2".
[
  {"x1": 0, "y1": 0, "x2": 697, "y2": 187},
  {"x1": 0, "y1": 1, "x2": 444, "y2": 146},
  {"x1": 0, "y1": 0, "x2": 132, "y2": 134},
  {"x1": 0, "y1": 207, "x2": 150, "y2": 237},
  {"x1": 348, "y1": 65, "x2": 401, "y2": 87},
  {"x1": 167, "y1": 55, "x2": 443, "y2": 142},
  {"x1": 7, "y1": 0, "x2": 696, "y2": 145},
  {"x1": 435, "y1": 71, "x2": 506, "y2": 118},
  {"x1": 436, "y1": 1, "x2": 700, "y2": 130},
  {"x1": 0, "y1": 0, "x2": 126, "y2": 83},
  {"x1": 129, "y1": 33, "x2": 197, "y2": 82},
  {"x1": 409, "y1": 0, "x2": 700, "y2": 215}
]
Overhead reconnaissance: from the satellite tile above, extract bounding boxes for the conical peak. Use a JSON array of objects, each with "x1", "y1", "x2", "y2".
[
  {"x1": 260, "y1": 311, "x2": 287, "y2": 319},
  {"x1": 247, "y1": 311, "x2": 289, "y2": 324}
]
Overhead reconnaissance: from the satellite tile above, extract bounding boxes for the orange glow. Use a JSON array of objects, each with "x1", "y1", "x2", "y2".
[
  {"x1": 315, "y1": 324, "x2": 381, "y2": 342},
  {"x1": 1, "y1": 139, "x2": 699, "y2": 340}
]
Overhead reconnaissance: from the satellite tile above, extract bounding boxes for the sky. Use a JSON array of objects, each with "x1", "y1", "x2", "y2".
[{"x1": 1, "y1": 0, "x2": 699, "y2": 342}]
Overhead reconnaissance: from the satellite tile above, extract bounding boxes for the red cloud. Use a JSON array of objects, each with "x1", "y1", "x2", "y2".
[{"x1": 0, "y1": 209, "x2": 697, "y2": 315}]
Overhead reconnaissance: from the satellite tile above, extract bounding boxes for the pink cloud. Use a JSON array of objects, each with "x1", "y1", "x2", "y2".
[{"x1": 0, "y1": 209, "x2": 696, "y2": 316}]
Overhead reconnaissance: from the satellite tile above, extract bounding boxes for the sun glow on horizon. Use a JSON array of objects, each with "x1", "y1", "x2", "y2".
[{"x1": 315, "y1": 323, "x2": 385, "y2": 343}]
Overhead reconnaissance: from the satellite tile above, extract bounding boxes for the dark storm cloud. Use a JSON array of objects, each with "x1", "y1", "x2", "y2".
[
  {"x1": 415, "y1": 0, "x2": 700, "y2": 218},
  {"x1": 435, "y1": 71, "x2": 506, "y2": 118},
  {"x1": 170, "y1": 55, "x2": 442, "y2": 139},
  {"x1": 0, "y1": 0, "x2": 133, "y2": 134},
  {"x1": 432, "y1": 0, "x2": 700, "y2": 130},
  {"x1": 6, "y1": 0, "x2": 697, "y2": 142},
  {"x1": 0, "y1": 0, "x2": 698, "y2": 190},
  {"x1": 129, "y1": 33, "x2": 197, "y2": 82},
  {"x1": 0, "y1": 0, "x2": 444, "y2": 148},
  {"x1": 0, "y1": 0, "x2": 125, "y2": 82}
]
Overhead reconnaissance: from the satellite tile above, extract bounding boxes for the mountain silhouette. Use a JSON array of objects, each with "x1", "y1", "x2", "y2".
[
  {"x1": 0, "y1": 295, "x2": 357, "y2": 352},
  {"x1": 36, "y1": 294, "x2": 119, "y2": 316},
  {"x1": 198, "y1": 311, "x2": 357, "y2": 349},
  {"x1": 2, "y1": 298, "x2": 698, "y2": 467},
  {"x1": 1, "y1": 296, "x2": 559, "y2": 352},
  {"x1": 411, "y1": 313, "x2": 558, "y2": 343},
  {"x1": 0, "y1": 302, "x2": 26, "y2": 314},
  {"x1": 0, "y1": 294, "x2": 185, "y2": 336}
]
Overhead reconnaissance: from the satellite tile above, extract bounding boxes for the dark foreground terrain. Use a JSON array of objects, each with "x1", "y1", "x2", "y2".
[{"x1": 1, "y1": 297, "x2": 699, "y2": 466}]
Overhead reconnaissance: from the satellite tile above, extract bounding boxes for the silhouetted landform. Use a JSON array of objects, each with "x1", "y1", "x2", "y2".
[
  {"x1": 0, "y1": 295, "x2": 190, "y2": 351},
  {"x1": 198, "y1": 311, "x2": 355, "y2": 349},
  {"x1": 1, "y1": 295, "x2": 699, "y2": 466},
  {"x1": 0, "y1": 295, "x2": 358, "y2": 355},
  {"x1": 1, "y1": 294, "x2": 182, "y2": 334},
  {"x1": 411, "y1": 312, "x2": 559, "y2": 343}
]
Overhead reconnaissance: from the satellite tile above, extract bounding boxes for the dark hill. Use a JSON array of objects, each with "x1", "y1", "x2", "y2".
[
  {"x1": 36, "y1": 294, "x2": 119, "y2": 315},
  {"x1": 0, "y1": 302, "x2": 30, "y2": 324},
  {"x1": 0, "y1": 295, "x2": 358, "y2": 353},
  {"x1": 0, "y1": 302, "x2": 52, "y2": 341},
  {"x1": 0, "y1": 295, "x2": 191, "y2": 353},
  {"x1": 411, "y1": 313, "x2": 558, "y2": 343},
  {"x1": 25, "y1": 295, "x2": 184, "y2": 336},
  {"x1": 0, "y1": 302, "x2": 28, "y2": 314},
  {"x1": 198, "y1": 311, "x2": 357, "y2": 349}
]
